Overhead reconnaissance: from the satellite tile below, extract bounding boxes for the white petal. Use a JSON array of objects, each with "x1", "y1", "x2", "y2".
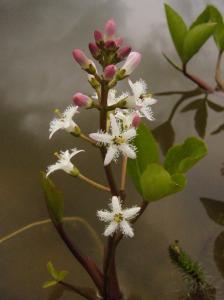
[
  {"x1": 46, "y1": 163, "x2": 63, "y2": 177},
  {"x1": 140, "y1": 107, "x2": 154, "y2": 121},
  {"x1": 70, "y1": 148, "x2": 85, "y2": 159},
  {"x1": 104, "y1": 146, "x2": 118, "y2": 165},
  {"x1": 108, "y1": 89, "x2": 117, "y2": 105},
  {"x1": 122, "y1": 128, "x2": 136, "y2": 141},
  {"x1": 63, "y1": 105, "x2": 78, "y2": 119},
  {"x1": 97, "y1": 210, "x2": 114, "y2": 222},
  {"x1": 126, "y1": 95, "x2": 137, "y2": 108},
  {"x1": 144, "y1": 97, "x2": 157, "y2": 105},
  {"x1": 120, "y1": 220, "x2": 134, "y2": 237},
  {"x1": 123, "y1": 207, "x2": 141, "y2": 220},
  {"x1": 128, "y1": 79, "x2": 135, "y2": 93},
  {"x1": 104, "y1": 222, "x2": 118, "y2": 236},
  {"x1": 110, "y1": 114, "x2": 120, "y2": 136},
  {"x1": 111, "y1": 196, "x2": 122, "y2": 213},
  {"x1": 49, "y1": 119, "x2": 64, "y2": 139},
  {"x1": 89, "y1": 132, "x2": 112, "y2": 144},
  {"x1": 119, "y1": 144, "x2": 136, "y2": 159}
]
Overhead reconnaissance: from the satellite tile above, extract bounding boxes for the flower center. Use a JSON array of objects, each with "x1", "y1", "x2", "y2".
[
  {"x1": 113, "y1": 135, "x2": 125, "y2": 145},
  {"x1": 113, "y1": 213, "x2": 123, "y2": 223}
]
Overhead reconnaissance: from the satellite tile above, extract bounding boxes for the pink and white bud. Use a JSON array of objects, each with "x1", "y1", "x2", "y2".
[
  {"x1": 94, "y1": 30, "x2": 104, "y2": 43},
  {"x1": 105, "y1": 40, "x2": 116, "y2": 50},
  {"x1": 104, "y1": 65, "x2": 117, "y2": 80},
  {"x1": 132, "y1": 113, "x2": 141, "y2": 127},
  {"x1": 121, "y1": 52, "x2": 142, "y2": 75},
  {"x1": 89, "y1": 43, "x2": 100, "y2": 58},
  {"x1": 115, "y1": 37, "x2": 123, "y2": 47},
  {"x1": 72, "y1": 49, "x2": 90, "y2": 69},
  {"x1": 105, "y1": 19, "x2": 116, "y2": 37},
  {"x1": 73, "y1": 92, "x2": 91, "y2": 107},
  {"x1": 117, "y1": 46, "x2": 132, "y2": 60}
]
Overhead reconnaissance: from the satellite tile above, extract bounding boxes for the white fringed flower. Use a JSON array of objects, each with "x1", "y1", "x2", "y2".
[
  {"x1": 89, "y1": 114, "x2": 136, "y2": 165},
  {"x1": 127, "y1": 79, "x2": 157, "y2": 121},
  {"x1": 92, "y1": 89, "x2": 128, "y2": 106},
  {"x1": 49, "y1": 106, "x2": 79, "y2": 139},
  {"x1": 115, "y1": 111, "x2": 138, "y2": 130},
  {"x1": 97, "y1": 196, "x2": 140, "y2": 237},
  {"x1": 46, "y1": 148, "x2": 84, "y2": 177}
]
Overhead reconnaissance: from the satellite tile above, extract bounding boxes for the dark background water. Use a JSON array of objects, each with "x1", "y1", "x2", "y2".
[{"x1": 0, "y1": 0, "x2": 224, "y2": 299}]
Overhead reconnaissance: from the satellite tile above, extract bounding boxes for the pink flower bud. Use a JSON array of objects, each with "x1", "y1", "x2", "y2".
[
  {"x1": 105, "y1": 19, "x2": 116, "y2": 37},
  {"x1": 94, "y1": 30, "x2": 104, "y2": 43},
  {"x1": 72, "y1": 49, "x2": 90, "y2": 69},
  {"x1": 73, "y1": 92, "x2": 90, "y2": 107},
  {"x1": 132, "y1": 114, "x2": 141, "y2": 127},
  {"x1": 105, "y1": 40, "x2": 116, "y2": 50},
  {"x1": 117, "y1": 46, "x2": 132, "y2": 60},
  {"x1": 104, "y1": 65, "x2": 117, "y2": 80},
  {"x1": 122, "y1": 52, "x2": 141, "y2": 75},
  {"x1": 89, "y1": 43, "x2": 100, "y2": 58},
  {"x1": 115, "y1": 37, "x2": 123, "y2": 47}
]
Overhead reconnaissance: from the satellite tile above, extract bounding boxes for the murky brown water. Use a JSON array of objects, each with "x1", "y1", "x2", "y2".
[{"x1": 0, "y1": 0, "x2": 224, "y2": 299}]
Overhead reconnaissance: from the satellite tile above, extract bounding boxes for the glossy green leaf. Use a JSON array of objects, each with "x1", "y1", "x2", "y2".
[
  {"x1": 182, "y1": 23, "x2": 216, "y2": 63},
  {"x1": 127, "y1": 123, "x2": 159, "y2": 195},
  {"x1": 43, "y1": 280, "x2": 58, "y2": 289},
  {"x1": 47, "y1": 261, "x2": 59, "y2": 280},
  {"x1": 200, "y1": 198, "x2": 224, "y2": 226},
  {"x1": 214, "y1": 24, "x2": 224, "y2": 49},
  {"x1": 41, "y1": 172, "x2": 64, "y2": 224},
  {"x1": 164, "y1": 137, "x2": 208, "y2": 175},
  {"x1": 190, "y1": 5, "x2": 222, "y2": 28},
  {"x1": 164, "y1": 4, "x2": 187, "y2": 60},
  {"x1": 140, "y1": 163, "x2": 186, "y2": 202}
]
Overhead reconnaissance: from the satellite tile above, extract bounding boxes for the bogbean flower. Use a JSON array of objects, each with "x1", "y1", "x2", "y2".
[
  {"x1": 72, "y1": 49, "x2": 97, "y2": 74},
  {"x1": 49, "y1": 106, "x2": 79, "y2": 139},
  {"x1": 127, "y1": 79, "x2": 157, "y2": 121},
  {"x1": 105, "y1": 19, "x2": 116, "y2": 38},
  {"x1": 97, "y1": 196, "x2": 140, "y2": 237},
  {"x1": 89, "y1": 114, "x2": 136, "y2": 165},
  {"x1": 92, "y1": 89, "x2": 128, "y2": 106},
  {"x1": 46, "y1": 148, "x2": 84, "y2": 177}
]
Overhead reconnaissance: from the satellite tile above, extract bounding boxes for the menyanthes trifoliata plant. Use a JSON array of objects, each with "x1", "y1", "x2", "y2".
[{"x1": 41, "y1": 17, "x2": 208, "y2": 300}]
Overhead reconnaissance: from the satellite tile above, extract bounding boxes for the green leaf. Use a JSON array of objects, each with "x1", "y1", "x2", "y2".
[
  {"x1": 41, "y1": 172, "x2": 64, "y2": 224},
  {"x1": 127, "y1": 123, "x2": 159, "y2": 195},
  {"x1": 58, "y1": 271, "x2": 69, "y2": 281},
  {"x1": 200, "y1": 198, "x2": 224, "y2": 226},
  {"x1": 164, "y1": 4, "x2": 188, "y2": 61},
  {"x1": 214, "y1": 24, "x2": 224, "y2": 49},
  {"x1": 207, "y1": 100, "x2": 224, "y2": 112},
  {"x1": 44, "y1": 261, "x2": 69, "y2": 288},
  {"x1": 190, "y1": 6, "x2": 211, "y2": 29},
  {"x1": 182, "y1": 23, "x2": 217, "y2": 64},
  {"x1": 164, "y1": 137, "x2": 208, "y2": 175},
  {"x1": 190, "y1": 5, "x2": 222, "y2": 28},
  {"x1": 194, "y1": 100, "x2": 207, "y2": 138},
  {"x1": 43, "y1": 280, "x2": 58, "y2": 289},
  {"x1": 140, "y1": 163, "x2": 186, "y2": 202},
  {"x1": 47, "y1": 262, "x2": 59, "y2": 280}
]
